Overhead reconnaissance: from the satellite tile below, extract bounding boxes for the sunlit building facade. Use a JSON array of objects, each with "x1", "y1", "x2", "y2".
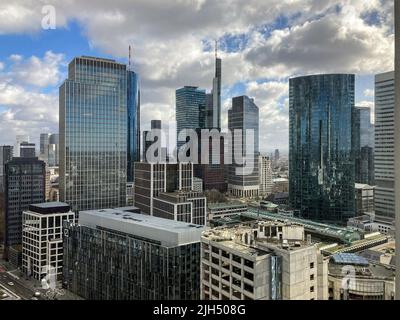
[{"x1": 59, "y1": 56, "x2": 128, "y2": 212}]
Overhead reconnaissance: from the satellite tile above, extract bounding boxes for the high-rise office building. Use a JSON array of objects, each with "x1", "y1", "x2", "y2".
[
  {"x1": 176, "y1": 86, "x2": 206, "y2": 151},
  {"x1": 143, "y1": 120, "x2": 162, "y2": 162},
  {"x1": 374, "y1": 71, "x2": 395, "y2": 218},
  {"x1": 228, "y1": 96, "x2": 260, "y2": 198},
  {"x1": 358, "y1": 107, "x2": 374, "y2": 148},
  {"x1": 59, "y1": 56, "x2": 128, "y2": 212},
  {"x1": 1, "y1": 157, "x2": 45, "y2": 263},
  {"x1": 134, "y1": 162, "x2": 194, "y2": 216},
  {"x1": 395, "y1": 0, "x2": 400, "y2": 301},
  {"x1": 354, "y1": 107, "x2": 375, "y2": 185},
  {"x1": 127, "y1": 70, "x2": 141, "y2": 182},
  {"x1": 289, "y1": 74, "x2": 355, "y2": 222},
  {"x1": 205, "y1": 49, "x2": 222, "y2": 129},
  {"x1": 360, "y1": 146, "x2": 374, "y2": 186},
  {"x1": 0, "y1": 146, "x2": 13, "y2": 192},
  {"x1": 63, "y1": 208, "x2": 204, "y2": 300},
  {"x1": 20, "y1": 142, "x2": 36, "y2": 158},
  {"x1": 22, "y1": 202, "x2": 75, "y2": 280},
  {"x1": 39, "y1": 133, "x2": 59, "y2": 167},
  {"x1": 14, "y1": 135, "x2": 29, "y2": 158},
  {"x1": 274, "y1": 149, "x2": 280, "y2": 163},
  {"x1": 259, "y1": 155, "x2": 273, "y2": 197}
]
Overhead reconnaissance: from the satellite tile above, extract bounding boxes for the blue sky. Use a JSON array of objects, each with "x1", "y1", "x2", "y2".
[{"x1": 0, "y1": 0, "x2": 394, "y2": 154}]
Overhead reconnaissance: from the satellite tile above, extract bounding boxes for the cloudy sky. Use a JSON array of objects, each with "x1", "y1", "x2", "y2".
[{"x1": 0, "y1": 0, "x2": 394, "y2": 154}]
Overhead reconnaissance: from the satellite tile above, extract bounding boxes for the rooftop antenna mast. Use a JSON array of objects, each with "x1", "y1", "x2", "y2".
[
  {"x1": 215, "y1": 39, "x2": 218, "y2": 59},
  {"x1": 129, "y1": 45, "x2": 132, "y2": 71}
]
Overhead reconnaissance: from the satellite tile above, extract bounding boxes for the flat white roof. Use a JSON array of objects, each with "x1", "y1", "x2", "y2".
[{"x1": 79, "y1": 209, "x2": 205, "y2": 247}]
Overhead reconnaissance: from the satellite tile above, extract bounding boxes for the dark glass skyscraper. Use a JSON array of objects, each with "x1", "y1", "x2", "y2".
[
  {"x1": 59, "y1": 56, "x2": 128, "y2": 212},
  {"x1": 289, "y1": 74, "x2": 355, "y2": 223},
  {"x1": 176, "y1": 86, "x2": 206, "y2": 151},
  {"x1": 127, "y1": 70, "x2": 140, "y2": 182},
  {"x1": 228, "y1": 96, "x2": 260, "y2": 198},
  {"x1": 1, "y1": 157, "x2": 45, "y2": 260}
]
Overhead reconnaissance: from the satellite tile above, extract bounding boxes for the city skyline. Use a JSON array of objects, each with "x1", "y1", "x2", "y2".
[
  {"x1": 0, "y1": 0, "x2": 399, "y2": 304},
  {"x1": 0, "y1": 1, "x2": 393, "y2": 153}
]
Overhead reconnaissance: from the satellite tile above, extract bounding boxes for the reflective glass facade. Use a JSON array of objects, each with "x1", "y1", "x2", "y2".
[
  {"x1": 228, "y1": 96, "x2": 260, "y2": 198},
  {"x1": 63, "y1": 222, "x2": 201, "y2": 300},
  {"x1": 127, "y1": 71, "x2": 140, "y2": 182},
  {"x1": 289, "y1": 74, "x2": 355, "y2": 222},
  {"x1": 59, "y1": 56, "x2": 128, "y2": 212},
  {"x1": 176, "y1": 86, "x2": 206, "y2": 150},
  {"x1": 3, "y1": 158, "x2": 45, "y2": 250}
]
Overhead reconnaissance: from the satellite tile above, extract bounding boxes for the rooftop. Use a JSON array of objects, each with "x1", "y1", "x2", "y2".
[
  {"x1": 28, "y1": 202, "x2": 71, "y2": 214},
  {"x1": 244, "y1": 208, "x2": 362, "y2": 244},
  {"x1": 208, "y1": 202, "x2": 247, "y2": 209},
  {"x1": 79, "y1": 209, "x2": 205, "y2": 247}
]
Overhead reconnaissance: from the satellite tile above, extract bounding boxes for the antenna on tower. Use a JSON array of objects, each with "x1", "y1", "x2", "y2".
[
  {"x1": 215, "y1": 40, "x2": 218, "y2": 59},
  {"x1": 129, "y1": 45, "x2": 132, "y2": 70}
]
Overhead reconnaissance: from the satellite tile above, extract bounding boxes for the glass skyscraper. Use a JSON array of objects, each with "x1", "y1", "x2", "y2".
[
  {"x1": 228, "y1": 96, "x2": 260, "y2": 198},
  {"x1": 59, "y1": 56, "x2": 128, "y2": 212},
  {"x1": 127, "y1": 70, "x2": 140, "y2": 182},
  {"x1": 289, "y1": 74, "x2": 355, "y2": 223},
  {"x1": 176, "y1": 86, "x2": 206, "y2": 151}
]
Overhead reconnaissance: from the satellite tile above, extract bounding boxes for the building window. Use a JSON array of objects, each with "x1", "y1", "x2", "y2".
[{"x1": 310, "y1": 262, "x2": 314, "y2": 269}]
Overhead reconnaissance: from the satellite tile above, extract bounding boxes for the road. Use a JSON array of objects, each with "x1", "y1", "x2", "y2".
[{"x1": 0, "y1": 262, "x2": 43, "y2": 300}]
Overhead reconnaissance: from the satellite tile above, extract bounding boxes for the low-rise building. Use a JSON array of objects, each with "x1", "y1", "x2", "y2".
[
  {"x1": 201, "y1": 221, "x2": 328, "y2": 300},
  {"x1": 63, "y1": 208, "x2": 205, "y2": 300},
  {"x1": 208, "y1": 202, "x2": 248, "y2": 221},
  {"x1": 22, "y1": 202, "x2": 75, "y2": 281},
  {"x1": 328, "y1": 253, "x2": 395, "y2": 300},
  {"x1": 348, "y1": 213, "x2": 395, "y2": 236}
]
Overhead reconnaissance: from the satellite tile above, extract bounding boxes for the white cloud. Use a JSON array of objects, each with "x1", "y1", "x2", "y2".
[
  {"x1": 8, "y1": 51, "x2": 65, "y2": 87},
  {"x1": 364, "y1": 88, "x2": 374, "y2": 98},
  {"x1": 0, "y1": 62, "x2": 3, "y2": 71},
  {"x1": 0, "y1": 0, "x2": 395, "y2": 150}
]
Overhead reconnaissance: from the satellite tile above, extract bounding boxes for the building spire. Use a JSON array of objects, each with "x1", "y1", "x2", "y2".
[{"x1": 215, "y1": 40, "x2": 218, "y2": 59}]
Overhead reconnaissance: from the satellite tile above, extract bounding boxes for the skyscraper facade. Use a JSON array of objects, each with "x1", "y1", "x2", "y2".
[
  {"x1": 59, "y1": 56, "x2": 128, "y2": 212},
  {"x1": 207, "y1": 55, "x2": 222, "y2": 129},
  {"x1": 14, "y1": 135, "x2": 29, "y2": 158},
  {"x1": 134, "y1": 162, "x2": 193, "y2": 215},
  {"x1": 40, "y1": 133, "x2": 59, "y2": 167},
  {"x1": 374, "y1": 71, "x2": 395, "y2": 218},
  {"x1": 176, "y1": 86, "x2": 206, "y2": 151},
  {"x1": 289, "y1": 74, "x2": 355, "y2": 222},
  {"x1": 1, "y1": 157, "x2": 46, "y2": 260},
  {"x1": 228, "y1": 96, "x2": 260, "y2": 198},
  {"x1": 127, "y1": 70, "x2": 140, "y2": 182},
  {"x1": 259, "y1": 155, "x2": 273, "y2": 197},
  {"x1": 0, "y1": 146, "x2": 13, "y2": 192},
  {"x1": 354, "y1": 107, "x2": 375, "y2": 185},
  {"x1": 19, "y1": 142, "x2": 36, "y2": 158},
  {"x1": 63, "y1": 208, "x2": 204, "y2": 300}
]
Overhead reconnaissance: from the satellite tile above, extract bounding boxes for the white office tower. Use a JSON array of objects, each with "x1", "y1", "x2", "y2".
[
  {"x1": 22, "y1": 202, "x2": 75, "y2": 281},
  {"x1": 374, "y1": 72, "x2": 395, "y2": 218},
  {"x1": 259, "y1": 155, "x2": 273, "y2": 197}
]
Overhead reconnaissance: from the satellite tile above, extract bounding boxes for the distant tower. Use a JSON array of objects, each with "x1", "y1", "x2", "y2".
[
  {"x1": 212, "y1": 40, "x2": 222, "y2": 129},
  {"x1": 127, "y1": 46, "x2": 141, "y2": 182}
]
